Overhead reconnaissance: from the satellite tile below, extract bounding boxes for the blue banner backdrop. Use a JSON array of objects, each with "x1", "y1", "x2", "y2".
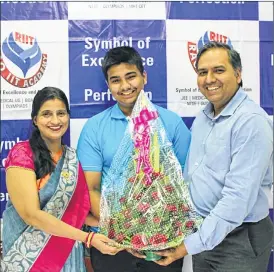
[{"x1": 0, "y1": 2, "x2": 273, "y2": 271}]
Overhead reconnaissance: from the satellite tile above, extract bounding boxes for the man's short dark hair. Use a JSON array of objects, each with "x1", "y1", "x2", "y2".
[
  {"x1": 195, "y1": 41, "x2": 243, "y2": 87},
  {"x1": 102, "y1": 46, "x2": 144, "y2": 81}
]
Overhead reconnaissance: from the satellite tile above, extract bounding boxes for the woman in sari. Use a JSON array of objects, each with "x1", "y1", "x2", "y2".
[{"x1": 1, "y1": 87, "x2": 121, "y2": 272}]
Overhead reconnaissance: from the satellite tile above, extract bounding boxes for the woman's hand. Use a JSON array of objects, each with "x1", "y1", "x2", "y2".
[{"x1": 91, "y1": 233, "x2": 124, "y2": 255}]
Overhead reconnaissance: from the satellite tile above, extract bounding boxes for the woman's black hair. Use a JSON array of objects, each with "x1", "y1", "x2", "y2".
[{"x1": 29, "y1": 87, "x2": 70, "y2": 179}]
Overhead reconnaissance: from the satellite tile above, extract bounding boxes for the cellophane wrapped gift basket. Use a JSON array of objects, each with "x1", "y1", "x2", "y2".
[{"x1": 99, "y1": 90, "x2": 203, "y2": 261}]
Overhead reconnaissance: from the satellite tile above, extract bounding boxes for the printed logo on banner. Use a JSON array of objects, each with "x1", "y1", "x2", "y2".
[
  {"x1": 187, "y1": 31, "x2": 232, "y2": 71},
  {"x1": 1, "y1": 31, "x2": 47, "y2": 88}
]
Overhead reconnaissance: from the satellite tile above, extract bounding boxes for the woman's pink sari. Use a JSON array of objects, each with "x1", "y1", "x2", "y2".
[{"x1": 2, "y1": 143, "x2": 90, "y2": 271}]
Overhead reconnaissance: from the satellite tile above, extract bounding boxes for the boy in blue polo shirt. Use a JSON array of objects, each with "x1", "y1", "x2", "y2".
[{"x1": 77, "y1": 46, "x2": 191, "y2": 272}]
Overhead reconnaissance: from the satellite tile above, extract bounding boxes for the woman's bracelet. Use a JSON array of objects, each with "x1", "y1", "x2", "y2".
[
  {"x1": 85, "y1": 232, "x2": 96, "y2": 248},
  {"x1": 84, "y1": 232, "x2": 91, "y2": 245}
]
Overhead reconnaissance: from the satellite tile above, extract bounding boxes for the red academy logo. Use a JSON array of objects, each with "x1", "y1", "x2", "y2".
[
  {"x1": 187, "y1": 31, "x2": 233, "y2": 71},
  {"x1": 1, "y1": 31, "x2": 47, "y2": 88}
]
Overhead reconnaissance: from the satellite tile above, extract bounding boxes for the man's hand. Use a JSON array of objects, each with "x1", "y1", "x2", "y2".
[
  {"x1": 154, "y1": 242, "x2": 188, "y2": 266},
  {"x1": 126, "y1": 248, "x2": 146, "y2": 259}
]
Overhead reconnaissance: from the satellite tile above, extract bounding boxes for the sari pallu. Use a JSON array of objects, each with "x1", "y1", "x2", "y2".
[{"x1": 2, "y1": 146, "x2": 90, "y2": 272}]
